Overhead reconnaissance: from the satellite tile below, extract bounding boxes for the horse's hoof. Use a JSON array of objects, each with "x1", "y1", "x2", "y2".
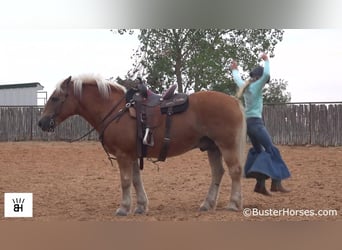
[
  {"x1": 199, "y1": 203, "x2": 211, "y2": 212},
  {"x1": 134, "y1": 207, "x2": 146, "y2": 215},
  {"x1": 115, "y1": 208, "x2": 128, "y2": 216},
  {"x1": 227, "y1": 201, "x2": 241, "y2": 212},
  {"x1": 199, "y1": 206, "x2": 209, "y2": 212}
]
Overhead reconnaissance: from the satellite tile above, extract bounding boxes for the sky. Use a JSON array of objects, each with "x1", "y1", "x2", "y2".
[
  {"x1": 271, "y1": 29, "x2": 342, "y2": 103},
  {"x1": 0, "y1": 29, "x2": 140, "y2": 104},
  {"x1": 0, "y1": 29, "x2": 341, "y2": 104}
]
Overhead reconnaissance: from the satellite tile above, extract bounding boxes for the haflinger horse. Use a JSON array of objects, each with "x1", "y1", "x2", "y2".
[{"x1": 38, "y1": 74, "x2": 246, "y2": 216}]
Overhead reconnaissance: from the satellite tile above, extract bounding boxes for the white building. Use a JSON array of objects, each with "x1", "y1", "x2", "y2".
[{"x1": 0, "y1": 82, "x2": 45, "y2": 106}]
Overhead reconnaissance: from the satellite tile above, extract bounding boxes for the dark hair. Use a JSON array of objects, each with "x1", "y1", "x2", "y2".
[{"x1": 249, "y1": 66, "x2": 270, "y2": 83}]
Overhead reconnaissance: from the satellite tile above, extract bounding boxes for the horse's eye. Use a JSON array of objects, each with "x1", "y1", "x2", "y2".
[{"x1": 51, "y1": 97, "x2": 59, "y2": 102}]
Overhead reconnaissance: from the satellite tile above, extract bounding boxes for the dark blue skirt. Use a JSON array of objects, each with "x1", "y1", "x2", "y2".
[{"x1": 244, "y1": 147, "x2": 291, "y2": 180}]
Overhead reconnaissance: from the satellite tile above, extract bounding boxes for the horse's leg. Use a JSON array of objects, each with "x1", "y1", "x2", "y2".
[
  {"x1": 115, "y1": 157, "x2": 133, "y2": 216},
  {"x1": 221, "y1": 148, "x2": 243, "y2": 211},
  {"x1": 199, "y1": 147, "x2": 225, "y2": 211},
  {"x1": 132, "y1": 160, "x2": 148, "y2": 214}
]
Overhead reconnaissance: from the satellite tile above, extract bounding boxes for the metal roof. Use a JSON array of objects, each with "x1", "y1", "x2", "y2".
[{"x1": 0, "y1": 82, "x2": 44, "y2": 90}]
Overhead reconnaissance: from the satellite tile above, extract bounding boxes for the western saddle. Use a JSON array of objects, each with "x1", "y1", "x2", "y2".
[{"x1": 125, "y1": 79, "x2": 189, "y2": 169}]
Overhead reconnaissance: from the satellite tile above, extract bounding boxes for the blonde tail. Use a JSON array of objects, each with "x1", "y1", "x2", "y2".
[
  {"x1": 238, "y1": 100, "x2": 247, "y2": 174},
  {"x1": 236, "y1": 78, "x2": 252, "y2": 99}
]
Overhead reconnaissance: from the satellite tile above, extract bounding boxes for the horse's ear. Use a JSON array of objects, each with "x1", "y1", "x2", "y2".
[
  {"x1": 61, "y1": 76, "x2": 72, "y2": 89},
  {"x1": 65, "y1": 76, "x2": 72, "y2": 85}
]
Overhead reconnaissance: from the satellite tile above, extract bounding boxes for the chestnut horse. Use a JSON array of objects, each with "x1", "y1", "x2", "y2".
[{"x1": 38, "y1": 75, "x2": 246, "y2": 216}]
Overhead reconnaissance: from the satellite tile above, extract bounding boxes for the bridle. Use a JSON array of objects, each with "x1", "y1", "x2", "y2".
[
  {"x1": 49, "y1": 80, "x2": 133, "y2": 165},
  {"x1": 49, "y1": 92, "x2": 69, "y2": 132}
]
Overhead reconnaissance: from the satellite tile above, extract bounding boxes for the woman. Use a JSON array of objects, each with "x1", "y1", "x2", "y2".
[{"x1": 230, "y1": 53, "x2": 290, "y2": 196}]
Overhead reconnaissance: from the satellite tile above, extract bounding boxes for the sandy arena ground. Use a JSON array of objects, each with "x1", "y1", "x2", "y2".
[{"x1": 0, "y1": 141, "x2": 341, "y2": 221}]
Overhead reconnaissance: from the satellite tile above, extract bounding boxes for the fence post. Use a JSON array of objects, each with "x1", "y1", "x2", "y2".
[
  {"x1": 309, "y1": 102, "x2": 312, "y2": 145},
  {"x1": 30, "y1": 106, "x2": 33, "y2": 140}
]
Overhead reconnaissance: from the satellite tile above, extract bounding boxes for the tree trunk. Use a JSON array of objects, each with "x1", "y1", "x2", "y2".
[{"x1": 175, "y1": 50, "x2": 183, "y2": 93}]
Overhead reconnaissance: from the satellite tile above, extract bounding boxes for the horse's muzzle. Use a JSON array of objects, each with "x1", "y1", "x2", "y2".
[{"x1": 38, "y1": 116, "x2": 56, "y2": 132}]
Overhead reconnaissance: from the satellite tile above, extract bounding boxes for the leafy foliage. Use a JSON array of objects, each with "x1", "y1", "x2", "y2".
[
  {"x1": 116, "y1": 29, "x2": 286, "y2": 97},
  {"x1": 263, "y1": 79, "x2": 291, "y2": 103}
]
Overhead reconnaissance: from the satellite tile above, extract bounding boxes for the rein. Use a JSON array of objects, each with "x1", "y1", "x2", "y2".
[
  {"x1": 64, "y1": 94, "x2": 131, "y2": 166},
  {"x1": 98, "y1": 99, "x2": 133, "y2": 166},
  {"x1": 66, "y1": 95, "x2": 127, "y2": 143}
]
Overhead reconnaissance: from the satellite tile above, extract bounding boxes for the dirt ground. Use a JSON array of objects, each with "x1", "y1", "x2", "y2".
[{"x1": 0, "y1": 141, "x2": 341, "y2": 221}]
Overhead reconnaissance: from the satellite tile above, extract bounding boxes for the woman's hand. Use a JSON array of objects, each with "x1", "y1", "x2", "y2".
[
  {"x1": 259, "y1": 52, "x2": 268, "y2": 61},
  {"x1": 230, "y1": 60, "x2": 238, "y2": 70}
]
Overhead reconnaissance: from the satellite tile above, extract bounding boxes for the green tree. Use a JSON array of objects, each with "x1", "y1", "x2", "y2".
[
  {"x1": 263, "y1": 79, "x2": 291, "y2": 103},
  {"x1": 116, "y1": 29, "x2": 285, "y2": 95}
]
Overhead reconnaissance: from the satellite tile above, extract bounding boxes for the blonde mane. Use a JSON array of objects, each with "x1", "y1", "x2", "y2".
[{"x1": 56, "y1": 74, "x2": 126, "y2": 98}]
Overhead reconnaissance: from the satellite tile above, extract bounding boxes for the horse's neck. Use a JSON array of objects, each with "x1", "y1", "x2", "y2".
[{"x1": 76, "y1": 90, "x2": 124, "y2": 130}]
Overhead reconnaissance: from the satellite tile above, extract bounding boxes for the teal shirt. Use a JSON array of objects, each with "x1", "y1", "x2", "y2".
[{"x1": 232, "y1": 60, "x2": 270, "y2": 118}]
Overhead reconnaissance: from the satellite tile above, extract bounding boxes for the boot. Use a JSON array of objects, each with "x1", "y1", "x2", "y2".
[
  {"x1": 254, "y1": 178, "x2": 272, "y2": 196},
  {"x1": 271, "y1": 179, "x2": 291, "y2": 193}
]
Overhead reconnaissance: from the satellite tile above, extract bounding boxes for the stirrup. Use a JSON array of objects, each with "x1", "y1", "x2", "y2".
[{"x1": 143, "y1": 128, "x2": 154, "y2": 146}]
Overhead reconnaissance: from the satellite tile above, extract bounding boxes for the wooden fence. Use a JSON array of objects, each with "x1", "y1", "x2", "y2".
[
  {"x1": 0, "y1": 106, "x2": 98, "y2": 142},
  {"x1": 263, "y1": 102, "x2": 342, "y2": 146},
  {"x1": 0, "y1": 103, "x2": 341, "y2": 146}
]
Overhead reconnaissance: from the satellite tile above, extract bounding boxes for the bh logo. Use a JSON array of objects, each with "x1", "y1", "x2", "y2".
[
  {"x1": 4, "y1": 193, "x2": 33, "y2": 218},
  {"x1": 13, "y1": 197, "x2": 25, "y2": 212}
]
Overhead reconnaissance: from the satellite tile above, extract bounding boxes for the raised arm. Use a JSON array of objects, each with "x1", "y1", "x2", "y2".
[
  {"x1": 253, "y1": 53, "x2": 270, "y2": 89},
  {"x1": 230, "y1": 60, "x2": 245, "y2": 88}
]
